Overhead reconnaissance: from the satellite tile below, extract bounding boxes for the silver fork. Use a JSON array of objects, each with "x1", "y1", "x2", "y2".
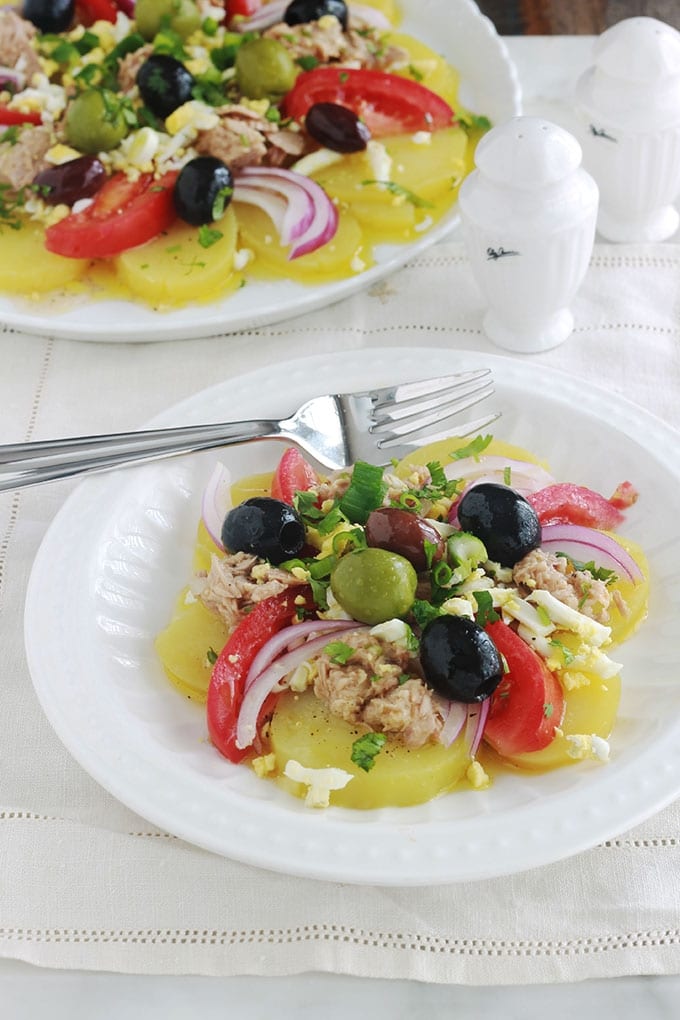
[{"x1": 0, "y1": 369, "x2": 498, "y2": 492}]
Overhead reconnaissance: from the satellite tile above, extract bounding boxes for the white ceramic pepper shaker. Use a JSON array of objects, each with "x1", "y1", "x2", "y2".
[
  {"x1": 459, "y1": 116, "x2": 599, "y2": 354},
  {"x1": 574, "y1": 17, "x2": 680, "y2": 242}
]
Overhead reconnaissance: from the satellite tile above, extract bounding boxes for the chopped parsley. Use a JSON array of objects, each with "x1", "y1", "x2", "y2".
[
  {"x1": 449, "y1": 434, "x2": 493, "y2": 461},
  {"x1": 361, "y1": 179, "x2": 434, "y2": 209},
  {"x1": 212, "y1": 186, "x2": 233, "y2": 220},
  {"x1": 543, "y1": 702, "x2": 554, "y2": 718},
  {"x1": 351, "y1": 732, "x2": 387, "y2": 772},
  {"x1": 459, "y1": 113, "x2": 492, "y2": 134},
  {"x1": 549, "y1": 638, "x2": 575, "y2": 666},
  {"x1": 411, "y1": 599, "x2": 442, "y2": 628},
  {"x1": 555, "y1": 553, "x2": 618, "y2": 584},
  {"x1": 198, "y1": 225, "x2": 223, "y2": 248},
  {"x1": 297, "y1": 55, "x2": 320, "y2": 71},
  {"x1": 324, "y1": 640, "x2": 355, "y2": 665},
  {"x1": 472, "y1": 590, "x2": 500, "y2": 626},
  {"x1": 206, "y1": 647, "x2": 218, "y2": 665}
]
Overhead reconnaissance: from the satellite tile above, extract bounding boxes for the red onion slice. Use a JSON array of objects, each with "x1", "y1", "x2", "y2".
[
  {"x1": 438, "y1": 699, "x2": 467, "y2": 747},
  {"x1": 234, "y1": 171, "x2": 315, "y2": 243},
  {"x1": 236, "y1": 623, "x2": 366, "y2": 749},
  {"x1": 244, "y1": 618, "x2": 359, "y2": 693},
  {"x1": 201, "y1": 462, "x2": 232, "y2": 550},
  {"x1": 233, "y1": 166, "x2": 338, "y2": 259},
  {"x1": 466, "y1": 699, "x2": 490, "y2": 758},
  {"x1": 541, "y1": 523, "x2": 643, "y2": 583},
  {"x1": 0, "y1": 66, "x2": 25, "y2": 92},
  {"x1": 445, "y1": 455, "x2": 555, "y2": 495}
]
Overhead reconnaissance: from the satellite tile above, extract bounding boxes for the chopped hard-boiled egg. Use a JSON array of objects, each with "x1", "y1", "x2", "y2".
[{"x1": 284, "y1": 758, "x2": 354, "y2": 808}]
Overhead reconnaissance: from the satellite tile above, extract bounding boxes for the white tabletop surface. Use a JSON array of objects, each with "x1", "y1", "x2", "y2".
[{"x1": 3, "y1": 33, "x2": 680, "y2": 1018}]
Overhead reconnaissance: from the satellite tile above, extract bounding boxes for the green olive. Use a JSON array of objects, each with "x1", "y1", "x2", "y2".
[
  {"x1": 134, "y1": 0, "x2": 201, "y2": 41},
  {"x1": 235, "y1": 37, "x2": 298, "y2": 100},
  {"x1": 330, "y1": 548, "x2": 418, "y2": 626},
  {"x1": 64, "y1": 89, "x2": 129, "y2": 154}
]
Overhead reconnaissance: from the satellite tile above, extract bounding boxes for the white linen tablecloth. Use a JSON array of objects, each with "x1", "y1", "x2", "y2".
[{"x1": 1, "y1": 238, "x2": 679, "y2": 984}]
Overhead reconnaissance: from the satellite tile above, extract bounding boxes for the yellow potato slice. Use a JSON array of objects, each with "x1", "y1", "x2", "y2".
[
  {"x1": 270, "y1": 689, "x2": 471, "y2": 808},
  {"x1": 155, "y1": 589, "x2": 229, "y2": 703},
  {"x1": 235, "y1": 203, "x2": 368, "y2": 282},
  {"x1": 0, "y1": 220, "x2": 88, "y2": 293},
  {"x1": 114, "y1": 207, "x2": 238, "y2": 306}
]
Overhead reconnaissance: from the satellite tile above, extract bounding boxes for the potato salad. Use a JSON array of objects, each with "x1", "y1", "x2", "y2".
[
  {"x1": 156, "y1": 434, "x2": 649, "y2": 810},
  {"x1": 0, "y1": 0, "x2": 480, "y2": 307}
]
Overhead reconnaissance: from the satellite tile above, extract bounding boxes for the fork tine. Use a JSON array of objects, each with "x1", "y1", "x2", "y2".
[
  {"x1": 371, "y1": 382, "x2": 495, "y2": 438},
  {"x1": 372, "y1": 379, "x2": 494, "y2": 428},
  {"x1": 368, "y1": 369, "x2": 492, "y2": 411},
  {"x1": 377, "y1": 410, "x2": 502, "y2": 456}
]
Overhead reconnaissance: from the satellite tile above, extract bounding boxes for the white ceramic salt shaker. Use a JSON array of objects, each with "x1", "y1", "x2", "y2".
[
  {"x1": 458, "y1": 116, "x2": 599, "y2": 354},
  {"x1": 574, "y1": 17, "x2": 680, "y2": 242}
]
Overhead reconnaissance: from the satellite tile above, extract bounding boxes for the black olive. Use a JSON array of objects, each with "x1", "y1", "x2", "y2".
[
  {"x1": 420, "y1": 616, "x2": 503, "y2": 703},
  {"x1": 33, "y1": 155, "x2": 106, "y2": 207},
  {"x1": 173, "y1": 156, "x2": 234, "y2": 226},
  {"x1": 221, "y1": 497, "x2": 306, "y2": 565},
  {"x1": 457, "y1": 482, "x2": 541, "y2": 567},
  {"x1": 305, "y1": 102, "x2": 371, "y2": 153},
  {"x1": 22, "y1": 0, "x2": 74, "y2": 33},
  {"x1": 284, "y1": 0, "x2": 348, "y2": 30},
  {"x1": 136, "y1": 54, "x2": 195, "y2": 120}
]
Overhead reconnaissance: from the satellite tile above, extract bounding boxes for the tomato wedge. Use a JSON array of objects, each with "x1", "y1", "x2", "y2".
[
  {"x1": 45, "y1": 171, "x2": 178, "y2": 259},
  {"x1": 283, "y1": 67, "x2": 455, "y2": 137},
  {"x1": 225, "y1": 0, "x2": 261, "y2": 21},
  {"x1": 483, "y1": 620, "x2": 564, "y2": 757},
  {"x1": 271, "y1": 447, "x2": 318, "y2": 505},
  {"x1": 207, "y1": 586, "x2": 312, "y2": 762},
  {"x1": 76, "y1": 0, "x2": 119, "y2": 24},
  {"x1": 0, "y1": 108, "x2": 42, "y2": 126},
  {"x1": 529, "y1": 483, "x2": 626, "y2": 529}
]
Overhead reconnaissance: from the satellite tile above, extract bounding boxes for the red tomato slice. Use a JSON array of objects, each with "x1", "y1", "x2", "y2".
[
  {"x1": 529, "y1": 483, "x2": 626, "y2": 529},
  {"x1": 271, "y1": 447, "x2": 318, "y2": 505},
  {"x1": 207, "y1": 586, "x2": 312, "y2": 762},
  {"x1": 609, "y1": 480, "x2": 638, "y2": 510},
  {"x1": 0, "y1": 108, "x2": 42, "y2": 126},
  {"x1": 483, "y1": 620, "x2": 564, "y2": 757},
  {"x1": 77, "y1": 0, "x2": 118, "y2": 24},
  {"x1": 283, "y1": 67, "x2": 455, "y2": 137},
  {"x1": 45, "y1": 171, "x2": 178, "y2": 259}
]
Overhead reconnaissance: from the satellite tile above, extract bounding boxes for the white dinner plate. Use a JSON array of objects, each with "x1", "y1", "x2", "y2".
[
  {"x1": 24, "y1": 347, "x2": 680, "y2": 885},
  {"x1": 0, "y1": 0, "x2": 520, "y2": 343}
]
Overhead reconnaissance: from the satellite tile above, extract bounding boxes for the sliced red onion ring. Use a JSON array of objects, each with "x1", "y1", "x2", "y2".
[
  {"x1": 244, "y1": 618, "x2": 358, "y2": 693},
  {"x1": 445, "y1": 455, "x2": 555, "y2": 495},
  {"x1": 0, "y1": 66, "x2": 25, "y2": 92},
  {"x1": 236, "y1": 622, "x2": 366, "y2": 748},
  {"x1": 234, "y1": 166, "x2": 337, "y2": 259},
  {"x1": 465, "y1": 698, "x2": 490, "y2": 758},
  {"x1": 201, "y1": 462, "x2": 232, "y2": 549},
  {"x1": 438, "y1": 699, "x2": 467, "y2": 747},
  {"x1": 541, "y1": 523, "x2": 643, "y2": 583}
]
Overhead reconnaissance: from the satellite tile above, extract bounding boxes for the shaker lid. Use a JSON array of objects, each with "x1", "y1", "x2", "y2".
[
  {"x1": 576, "y1": 17, "x2": 680, "y2": 130},
  {"x1": 595, "y1": 16, "x2": 680, "y2": 82},
  {"x1": 474, "y1": 116, "x2": 582, "y2": 189}
]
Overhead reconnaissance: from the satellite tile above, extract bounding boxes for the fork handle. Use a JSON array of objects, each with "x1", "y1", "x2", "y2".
[{"x1": 0, "y1": 418, "x2": 282, "y2": 492}]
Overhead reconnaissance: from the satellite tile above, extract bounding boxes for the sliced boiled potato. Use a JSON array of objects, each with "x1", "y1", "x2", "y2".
[
  {"x1": 270, "y1": 689, "x2": 471, "y2": 808},
  {"x1": 155, "y1": 588, "x2": 230, "y2": 703},
  {"x1": 235, "y1": 203, "x2": 368, "y2": 282},
  {"x1": 313, "y1": 127, "x2": 467, "y2": 223},
  {"x1": 498, "y1": 673, "x2": 621, "y2": 772},
  {"x1": 0, "y1": 220, "x2": 89, "y2": 293},
  {"x1": 386, "y1": 32, "x2": 461, "y2": 109},
  {"x1": 114, "y1": 206, "x2": 239, "y2": 306}
]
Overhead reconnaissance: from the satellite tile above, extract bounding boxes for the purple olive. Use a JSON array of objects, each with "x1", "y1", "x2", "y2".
[
  {"x1": 33, "y1": 155, "x2": 106, "y2": 207},
  {"x1": 365, "y1": 507, "x2": 444, "y2": 572},
  {"x1": 305, "y1": 102, "x2": 371, "y2": 153}
]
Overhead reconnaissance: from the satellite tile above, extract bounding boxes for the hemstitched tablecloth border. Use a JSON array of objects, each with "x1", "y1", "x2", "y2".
[{"x1": 1, "y1": 241, "x2": 680, "y2": 982}]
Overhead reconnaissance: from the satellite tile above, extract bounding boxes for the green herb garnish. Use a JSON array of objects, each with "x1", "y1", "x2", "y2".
[
  {"x1": 472, "y1": 590, "x2": 500, "y2": 626},
  {"x1": 351, "y1": 732, "x2": 387, "y2": 772},
  {"x1": 324, "y1": 640, "x2": 355, "y2": 665},
  {"x1": 361, "y1": 179, "x2": 434, "y2": 209},
  {"x1": 198, "y1": 225, "x2": 223, "y2": 248}
]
